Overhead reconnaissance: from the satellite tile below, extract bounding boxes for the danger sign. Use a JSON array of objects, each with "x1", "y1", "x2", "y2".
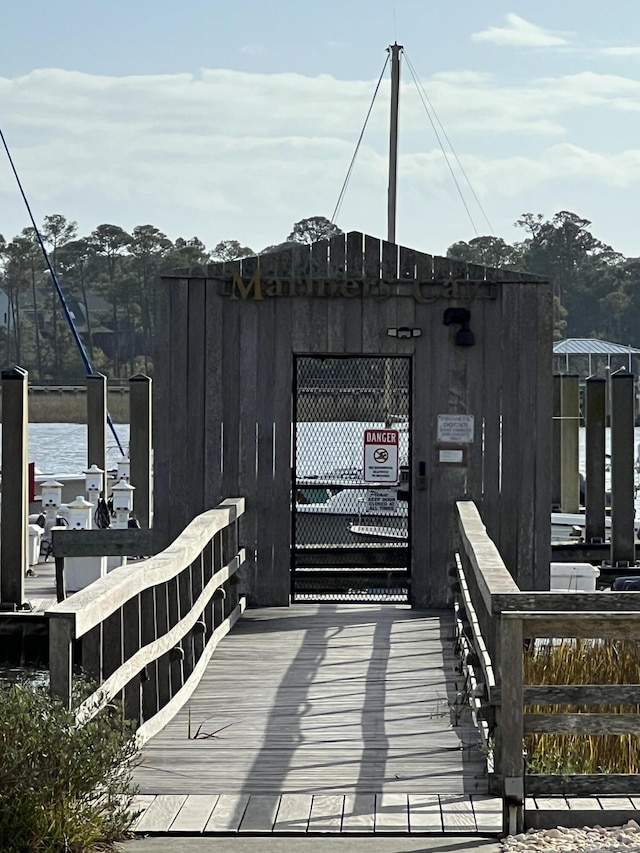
[{"x1": 363, "y1": 429, "x2": 399, "y2": 483}]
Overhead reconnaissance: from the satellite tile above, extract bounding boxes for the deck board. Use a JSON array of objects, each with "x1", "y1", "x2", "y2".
[
  {"x1": 131, "y1": 604, "x2": 489, "y2": 835},
  {"x1": 134, "y1": 605, "x2": 485, "y2": 798}
]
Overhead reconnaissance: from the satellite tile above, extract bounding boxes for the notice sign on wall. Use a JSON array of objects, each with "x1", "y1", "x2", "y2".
[
  {"x1": 363, "y1": 429, "x2": 399, "y2": 483},
  {"x1": 437, "y1": 414, "x2": 475, "y2": 444}
]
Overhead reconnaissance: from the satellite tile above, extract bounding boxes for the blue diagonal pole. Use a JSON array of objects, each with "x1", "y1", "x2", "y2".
[{"x1": 0, "y1": 126, "x2": 125, "y2": 455}]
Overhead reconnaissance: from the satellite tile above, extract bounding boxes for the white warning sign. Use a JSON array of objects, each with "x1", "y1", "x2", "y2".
[{"x1": 363, "y1": 429, "x2": 399, "y2": 484}]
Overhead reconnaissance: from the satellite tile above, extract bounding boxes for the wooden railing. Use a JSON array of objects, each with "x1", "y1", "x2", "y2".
[
  {"x1": 46, "y1": 498, "x2": 246, "y2": 745},
  {"x1": 455, "y1": 500, "x2": 640, "y2": 836}
]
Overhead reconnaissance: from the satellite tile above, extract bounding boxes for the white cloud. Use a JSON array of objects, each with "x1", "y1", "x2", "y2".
[
  {"x1": 471, "y1": 14, "x2": 569, "y2": 49},
  {"x1": 239, "y1": 44, "x2": 265, "y2": 56},
  {"x1": 599, "y1": 46, "x2": 640, "y2": 58},
  {"x1": 2, "y1": 65, "x2": 640, "y2": 254}
]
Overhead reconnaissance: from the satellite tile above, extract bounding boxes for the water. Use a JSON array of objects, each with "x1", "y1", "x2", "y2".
[
  {"x1": 0, "y1": 421, "x2": 635, "y2": 480},
  {"x1": 0, "y1": 423, "x2": 130, "y2": 473}
]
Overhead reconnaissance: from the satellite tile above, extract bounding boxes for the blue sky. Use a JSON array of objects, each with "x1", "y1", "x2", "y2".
[{"x1": 3, "y1": 1, "x2": 640, "y2": 257}]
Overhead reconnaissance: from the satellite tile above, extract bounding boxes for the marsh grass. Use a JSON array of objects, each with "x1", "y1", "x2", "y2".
[
  {"x1": 0, "y1": 680, "x2": 138, "y2": 852},
  {"x1": 0, "y1": 392, "x2": 129, "y2": 424},
  {"x1": 524, "y1": 638, "x2": 640, "y2": 774}
]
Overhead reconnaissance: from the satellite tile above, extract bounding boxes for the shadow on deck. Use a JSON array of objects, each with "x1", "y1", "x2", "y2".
[{"x1": 134, "y1": 604, "x2": 488, "y2": 799}]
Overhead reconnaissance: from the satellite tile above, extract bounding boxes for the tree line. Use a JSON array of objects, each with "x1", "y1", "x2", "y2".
[
  {"x1": 0, "y1": 215, "x2": 342, "y2": 380},
  {"x1": 447, "y1": 211, "x2": 640, "y2": 344},
  {"x1": 0, "y1": 209, "x2": 636, "y2": 380}
]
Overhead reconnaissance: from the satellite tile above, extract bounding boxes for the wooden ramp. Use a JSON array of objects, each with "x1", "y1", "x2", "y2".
[{"x1": 132, "y1": 604, "x2": 497, "y2": 834}]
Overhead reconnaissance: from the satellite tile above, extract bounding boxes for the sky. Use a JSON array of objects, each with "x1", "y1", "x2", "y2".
[{"x1": 3, "y1": 1, "x2": 640, "y2": 258}]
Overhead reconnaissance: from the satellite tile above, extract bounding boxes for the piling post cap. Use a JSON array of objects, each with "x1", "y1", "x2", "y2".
[
  {"x1": 2, "y1": 365, "x2": 28, "y2": 381},
  {"x1": 86, "y1": 372, "x2": 106, "y2": 381},
  {"x1": 129, "y1": 373, "x2": 152, "y2": 383},
  {"x1": 84, "y1": 464, "x2": 104, "y2": 474},
  {"x1": 585, "y1": 374, "x2": 607, "y2": 383},
  {"x1": 68, "y1": 496, "x2": 94, "y2": 509}
]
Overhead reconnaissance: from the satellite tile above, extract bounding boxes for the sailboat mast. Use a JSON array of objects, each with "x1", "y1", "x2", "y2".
[{"x1": 387, "y1": 42, "x2": 402, "y2": 244}]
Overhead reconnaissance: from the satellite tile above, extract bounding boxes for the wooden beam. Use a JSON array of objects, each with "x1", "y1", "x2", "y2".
[
  {"x1": 52, "y1": 527, "x2": 155, "y2": 558},
  {"x1": 129, "y1": 374, "x2": 153, "y2": 529},
  {"x1": 1, "y1": 366, "x2": 28, "y2": 605},
  {"x1": 86, "y1": 373, "x2": 107, "y2": 476}
]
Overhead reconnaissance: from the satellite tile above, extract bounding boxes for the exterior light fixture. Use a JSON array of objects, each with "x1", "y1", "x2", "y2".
[
  {"x1": 443, "y1": 307, "x2": 475, "y2": 347},
  {"x1": 387, "y1": 327, "x2": 422, "y2": 339}
]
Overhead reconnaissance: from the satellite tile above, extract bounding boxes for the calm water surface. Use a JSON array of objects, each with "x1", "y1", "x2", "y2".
[
  {"x1": 1, "y1": 423, "x2": 639, "y2": 478},
  {"x1": 0, "y1": 423, "x2": 130, "y2": 473}
]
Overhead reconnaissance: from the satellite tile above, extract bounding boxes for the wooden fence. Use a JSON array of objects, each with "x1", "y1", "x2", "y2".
[
  {"x1": 455, "y1": 500, "x2": 640, "y2": 835},
  {"x1": 47, "y1": 498, "x2": 246, "y2": 744}
]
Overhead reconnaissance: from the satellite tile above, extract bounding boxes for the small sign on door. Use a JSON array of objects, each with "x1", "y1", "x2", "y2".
[
  {"x1": 363, "y1": 429, "x2": 399, "y2": 483},
  {"x1": 437, "y1": 414, "x2": 474, "y2": 444}
]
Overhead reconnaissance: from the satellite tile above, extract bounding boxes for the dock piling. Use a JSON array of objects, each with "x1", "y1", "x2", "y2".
[{"x1": 1, "y1": 366, "x2": 29, "y2": 607}]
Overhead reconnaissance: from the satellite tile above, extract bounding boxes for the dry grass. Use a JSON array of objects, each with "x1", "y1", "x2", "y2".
[
  {"x1": 524, "y1": 639, "x2": 640, "y2": 774},
  {"x1": 0, "y1": 391, "x2": 130, "y2": 424}
]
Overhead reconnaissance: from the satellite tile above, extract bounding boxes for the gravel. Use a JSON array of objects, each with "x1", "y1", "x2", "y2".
[{"x1": 503, "y1": 820, "x2": 640, "y2": 853}]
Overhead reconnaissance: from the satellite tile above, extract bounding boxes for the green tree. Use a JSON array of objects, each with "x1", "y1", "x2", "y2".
[
  {"x1": 2, "y1": 235, "x2": 43, "y2": 366},
  {"x1": 447, "y1": 235, "x2": 523, "y2": 269},
  {"x1": 41, "y1": 214, "x2": 78, "y2": 375},
  {"x1": 57, "y1": 237, "x2": 98, "y2": 362},
  {"x1": 165, "y1": 236, "x2": 211, "y2": 270},
  {"x1": 212, "y1": 239, "x2": 254, "y2": 261},
  {"x1": 287, "y1": 216, "x2": 343, "y2": 244},
  {"x1": 516, "y1": 211, "x2": 622, "y2": 341},
  {"x1": 88, "y1": 224, "x2": 132, "y2": 376},
  {"x1": 130, "y1": 225, "x2": 172, "y2": 373}
]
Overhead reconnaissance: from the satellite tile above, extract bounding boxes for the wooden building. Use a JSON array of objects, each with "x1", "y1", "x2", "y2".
[{"x1": 154, "y1": 232, "x2": 552, "y2": 608}]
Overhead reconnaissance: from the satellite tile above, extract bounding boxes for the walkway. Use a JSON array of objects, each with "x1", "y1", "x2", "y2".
[{"x1": 131, "y1": 604, "x2": 499, "y2": 835}]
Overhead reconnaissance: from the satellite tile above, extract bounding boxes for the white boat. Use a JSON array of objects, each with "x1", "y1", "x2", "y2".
[{"x1": 295, "y1": 479, "x2": 407, "y2": 547}]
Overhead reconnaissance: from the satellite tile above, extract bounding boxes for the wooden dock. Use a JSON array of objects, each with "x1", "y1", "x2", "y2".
[{"x1": 131, "y1": 604, "x2": 497, "y2": 834}]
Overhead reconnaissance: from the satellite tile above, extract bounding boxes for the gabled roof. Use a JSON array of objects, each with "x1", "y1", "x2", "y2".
[
  {"x1": 169, "y1": 231, "x2": 548, "y2": 282},
  {"x1": 553, "y1": 338, "x2": 640, "y2": 355}
]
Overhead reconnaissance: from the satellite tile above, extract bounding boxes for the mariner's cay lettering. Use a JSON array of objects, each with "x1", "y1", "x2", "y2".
[{"x1": 220, "y1": 271, "x2": 497, "y2": 302}]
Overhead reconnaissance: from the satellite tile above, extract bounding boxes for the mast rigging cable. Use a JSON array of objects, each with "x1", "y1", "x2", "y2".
[{"x1": 331, "y1": 54, "x2": 390, "y2": 225}]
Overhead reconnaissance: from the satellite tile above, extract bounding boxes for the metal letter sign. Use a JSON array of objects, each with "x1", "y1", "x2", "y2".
[{"x1": 363, "y1": 429, "x2": 399, "y2": 483}]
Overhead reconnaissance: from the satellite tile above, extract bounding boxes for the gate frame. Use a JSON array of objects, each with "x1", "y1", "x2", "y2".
[{"x1": 290, "y1": 353, "x2": 413, "y2": 604}]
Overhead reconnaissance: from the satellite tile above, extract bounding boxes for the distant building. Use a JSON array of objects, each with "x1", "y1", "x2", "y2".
[{"x1": 553, "y1": 338, "x2": 640, "y2": 378}]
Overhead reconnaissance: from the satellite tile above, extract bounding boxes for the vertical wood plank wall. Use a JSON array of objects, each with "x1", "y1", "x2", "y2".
[{"x1": 155, "y1": 231, "x2": 551, "y2": 607}]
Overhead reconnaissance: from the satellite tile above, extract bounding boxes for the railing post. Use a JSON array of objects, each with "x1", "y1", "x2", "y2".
[
  {"x1": 559, "y1": 374, "x2": 580, "y2": 513},
  {"x1": 179, "y1": 565, "x2": 194, "y2": 678},
  {"x1": 585, "y1": 376, "x2": 607, "y2": 544},
  {"x1": 498, "y1": 613, "x2": 524, "y2": 837},
  {"x1": 140, "y1": 587, "x2": 158, "y2": 721},
  {"x1": 129, "y1": 374, "x2": 153, "y2": 528},
  {"x1": 155, "y1": 584, "x2": 171, "y2": 708},
  {"x1": 86, "y1": 373, "x2": 107, "y2": 476},
  {"x1": 81, "y1": 624, "x2": 102, "y2": 684},
  {"x1": 123, "y1": 596, "x2": 142, "y2": 725},
  {"x1": 1, "y1": 366, "x2": 28, "y2": 607},
  {"x1": 551, "y1": 375, "x2": 562, "y2": 509},
  {"x1": 610, "y1": 369, "x2": 636, "y2": 567},
  {"x1": 49, "y1": 616, "x2": 74, "y2": 710},
  {"x1": 102, "y1": 608, "x2": 122, "y2": 682},
  {"x1": 203, "y1": 541, "x2": 214, "y2": 635},
  {"x1": 213, "y1": 587, "x2": 226, "y2": 629}
]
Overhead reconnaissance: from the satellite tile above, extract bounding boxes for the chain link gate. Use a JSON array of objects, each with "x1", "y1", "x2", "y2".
[{"x1": 291, "y1": 355, "x2": 411, "y2": 603}]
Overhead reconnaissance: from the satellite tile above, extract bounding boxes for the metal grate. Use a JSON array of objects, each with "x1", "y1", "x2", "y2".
[{"x1": 291, "y1": 356, "x2": 411, "y2": 603}]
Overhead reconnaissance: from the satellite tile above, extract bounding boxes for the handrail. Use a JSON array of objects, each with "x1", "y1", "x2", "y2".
[
  {"x1": 46, "y1": 497, "x2": 247, "y2": 746},
  {"x1": 74, "y1": 551, "x2": 244, "y2": 726},
  {"x1": 455, "y1": 498, "x2": 640, "y2": 832},
  {"x1": 47, "y1": 498, "x2": 245, "y2": 639}
]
